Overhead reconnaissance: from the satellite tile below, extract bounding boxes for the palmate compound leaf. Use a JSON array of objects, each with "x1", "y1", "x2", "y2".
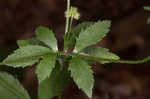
[
  {"x1": 81, "y1": 45, "x2": 120, "y2": 64},
  {"x1": 35, "y1": 26, "x2": 58, "y2": 51},
  {"x1": 36, "y1": 53, "x2": 57, "y2": 83},
  {"x1": 38, "y1": 63, "x2": 70, "y2": 99},
  {"x1": 69, "y1": 57, "x2": 94, "y2": 98},
  {"x1": 3, "y1": 45, "x2": 52, "y2": 68},
  {"x1": 0, "y1": 72, "x2": 31, "y2": 99},
  {"x1": 74, "y1": 20, "x2": 111, "y2": 52},
  {"x1": 64, "y1": 22, "x2": 94, "y2": 50}
]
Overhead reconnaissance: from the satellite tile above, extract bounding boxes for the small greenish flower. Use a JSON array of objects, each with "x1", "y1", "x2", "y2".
[
  {"x1": 71, "y1": 7, "x2": 80, "y2": 20},
  {"x1": 65, "y1": 11, "x2": 72, "y2": 18},
  {"x1": 65, "y1": 6, "x2": 80, "y2": 20}
]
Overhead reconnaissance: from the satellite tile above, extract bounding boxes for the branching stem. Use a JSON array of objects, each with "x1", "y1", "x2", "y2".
[{"x1": 65, "y1": 0, "x2": 71, "y2": 34}]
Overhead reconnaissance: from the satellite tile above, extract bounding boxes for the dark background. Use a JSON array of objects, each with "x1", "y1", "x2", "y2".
[{"x1": 0, "y1": 0, "x2": 150, "y2": 99}]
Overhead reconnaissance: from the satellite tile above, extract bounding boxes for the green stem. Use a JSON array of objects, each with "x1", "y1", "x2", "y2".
[
  {"x1": 65, "y1": 0, "x2": 71, "y2": 34},
  {"x1": 69, "y1": 16, "x2": 73, "y2": 32},
  {"x1": 112, "y1": 56, "x2": 150, "y2": 64},
  {"x1": 77, "y1": 53, "x2": 150, "y2": 64}
]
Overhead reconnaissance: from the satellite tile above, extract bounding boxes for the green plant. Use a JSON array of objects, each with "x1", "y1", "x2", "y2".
[{"x1": 0, "y1": 1, "x2": 150, "y2": 99}]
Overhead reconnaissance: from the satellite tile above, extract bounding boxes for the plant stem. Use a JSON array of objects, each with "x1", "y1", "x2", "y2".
[
  {"x1": 77, "y1": 53, "x2": 150, "y2": 64},
  {"x1": 65, "y1": 0, "x2": 71, "y2": 34},
  {"x1": 69, "y1": 16, "x2": 73, "y2": 32},
  {"x1": 112, "y1": 56, "x2": 150, "y2": 64}
]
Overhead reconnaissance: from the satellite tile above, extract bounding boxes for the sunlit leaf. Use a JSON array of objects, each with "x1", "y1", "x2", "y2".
[
  {"x1": 36, "y1": 54, "x2": 57, "y2": 83},
  {"x1": 3, "y1": 45, "x2": 51, "y2": 67},
  {"x1": 81, "y1": 45, "x2": 120, "y2": 64},
  {"x1": 74, "y1": 20, "x2": 111, "y2": 52},
  {"x1": 38, "y1": 64, "x2": 70, "y2": 99},
  {"x1": 36, "y1": 26, "x2": 58, "y2": 51}
]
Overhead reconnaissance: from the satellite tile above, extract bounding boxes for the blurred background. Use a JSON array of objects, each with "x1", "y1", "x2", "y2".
[{"x1": 0, "y1": 0, "x2": 150, "y2": 99}]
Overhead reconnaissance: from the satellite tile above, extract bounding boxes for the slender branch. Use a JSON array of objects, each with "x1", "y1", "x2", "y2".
[
  {"x1": 69, "y1": 16, "x2": 73, "y2": 32},
  {"x1": 77, "y1": 53, "x2": 150, "y2": 64},
  {"x1": 112, "y1": 56, "x2": 150, "y2": 64},
  {"x1": 65, "y1": 0, "x2": 71, "y2": 34}
]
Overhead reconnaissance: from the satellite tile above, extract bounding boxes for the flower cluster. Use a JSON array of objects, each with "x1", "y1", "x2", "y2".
[{"x1": 65, "y1": 7, "x2": 80, "y2": 20}]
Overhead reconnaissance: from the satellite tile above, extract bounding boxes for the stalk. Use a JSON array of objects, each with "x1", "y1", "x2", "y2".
[{"x1": 65, "y1": 0, "x2": 71, "y2": 34}]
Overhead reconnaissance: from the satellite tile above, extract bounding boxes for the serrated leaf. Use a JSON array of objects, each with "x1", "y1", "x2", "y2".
[
  {"x1": 0, "y1": 72, "x2": 31, "y2": 99},
  {"x1": 81, "y1": 46, "x2": 120, "y2": 64},
  {"x1": 71, "y1": 22, "x2": 94, "y2": 37},
  {"x1": 3, "y1": 45, "x2": 52, "y2": 68},
  {"x1": 64, "y1": 22, "x2": 94, "y2": 51},
  {"x1": 17, "y1": 38, "x2": 46, "y2": 47},
  {"x1": 144, "y1": 6, "x2": 150, "y2": 11},
  {"x1": 74, "y1": 20, "x2": 111, "y2": 52},
  {"x1": 69, "y1": 57, "x2": 94, "y2": 98},
  {"x1": 35, "y1": 26, "x2": 58, "y2": 51},
  {"x1": 36, "y1": 53, "x2": 57, "y2": 83},
  {"x1": 38, "y1": 64, "x2": 70, "y2": 99}
]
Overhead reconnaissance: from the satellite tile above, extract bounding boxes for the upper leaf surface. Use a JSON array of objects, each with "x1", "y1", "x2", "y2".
[
  {"x1": 0, "y1": 72, "x2": 31, "y2": 99},
  {"x1": 144, "y1": 6, "x2": 150, "y2": 11},
  {"x1": 71, "y1": 22, "x2": 94, "y2": 37},
  {"x1": 36, "y1": 26, "x2": 58, "y2": 51},
  {"x1": 36, "y1": 53, "x2": 57, "y2": 83},
  {"x1": 81, "y1": 46, "x2": 120, "y2": 64},
  {"x1": 74, "y1": 20, "x2": 111, "y2": 52},
  {"x1": 38, "y1": 64, "x2": 70, "y2": 99},
  {"x1": 64, "y1": 22, "x2": 93, "y2": 51},
  {"x1": 17, "y1": 38, "x2": 46, "y2": 47},
  {"x1": 69, "y1": 57, "x2": 94, "y2": 98},
  {"x1": 3, "y1": 45, "x2": 51, "y2": 68}
]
